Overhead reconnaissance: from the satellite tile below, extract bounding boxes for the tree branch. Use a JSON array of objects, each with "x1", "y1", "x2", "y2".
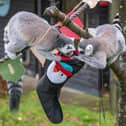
[{"x1": 44, "y1": 6, "x2": 92, "y2": 39}]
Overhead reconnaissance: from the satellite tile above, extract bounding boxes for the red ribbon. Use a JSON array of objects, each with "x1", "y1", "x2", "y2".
[{"x1": 55, "y1": 61, "x2": 73, "y2": 77}]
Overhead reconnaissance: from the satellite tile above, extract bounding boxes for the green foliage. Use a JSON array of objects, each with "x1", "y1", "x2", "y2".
[
  {"x1": 0, "y1": 58, "x2": 25, "y2": 82},
  {"x1": 0, "y1": 92, "x2": 115, "y2": 126}
]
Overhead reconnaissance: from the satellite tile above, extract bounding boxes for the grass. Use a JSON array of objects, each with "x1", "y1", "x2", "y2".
[{"x1": 0, "y1": 92, "x2": 115, "y2": 126}]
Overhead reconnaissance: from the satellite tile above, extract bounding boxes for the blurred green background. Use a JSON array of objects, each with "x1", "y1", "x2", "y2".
[{"x1": 0, "y1": 92, "x2": 115, "y2": 126}]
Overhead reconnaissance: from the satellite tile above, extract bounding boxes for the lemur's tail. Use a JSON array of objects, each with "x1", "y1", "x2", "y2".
[{"x1": 112, "y1": 13, "x2": 122, "y2": 31}]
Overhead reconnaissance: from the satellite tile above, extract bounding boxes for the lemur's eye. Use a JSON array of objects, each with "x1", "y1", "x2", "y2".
[
  {"x1": 85, "y1": 44, "x2": 94, "y2": 56},
  {"x1": 66, "y1": 45, "x2": 72, "y2": 49},
  {"x1": 56, "y1": 34, "x2": 60, "y2": 39}
]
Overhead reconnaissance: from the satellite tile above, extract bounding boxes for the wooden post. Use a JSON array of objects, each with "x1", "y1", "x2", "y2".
[{"x1": 115, "y1": 0, "x2": 126, "y2": 126}]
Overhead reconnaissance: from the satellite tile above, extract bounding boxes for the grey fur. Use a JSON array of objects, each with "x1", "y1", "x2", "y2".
[
  {"x1": 4, "y1": 11, "x2": 74, "y2": 60},
  {"x1": 76, "y1": 24, "x2": 126, "y2": 69}
]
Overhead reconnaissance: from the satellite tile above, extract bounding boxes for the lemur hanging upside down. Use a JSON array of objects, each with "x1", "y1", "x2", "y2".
[
  {"x1": 75, "y1": 24, "x2": 126, "y2": 69},
  {"x1": 4, "y1": 11, "x2": 75, "y2": 61},
  {"x1": 3, "y1": 11, "x2": 126, "y2": 123},
  {"x1": 76, "y1": 22, "x2": 126, "y2": 68}
]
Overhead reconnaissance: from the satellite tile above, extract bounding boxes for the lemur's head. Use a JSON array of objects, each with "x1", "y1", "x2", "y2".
[{"x1": 56, "y1": 34, "x2": 75, "y2": 55}]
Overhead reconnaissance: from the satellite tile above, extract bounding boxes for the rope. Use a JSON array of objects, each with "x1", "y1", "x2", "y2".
[
  {"x1": 70, "y1": 3, "x2": 89, "y2": 20},
  {"x1": 71, "y1": 0, "x2": 86, "y2": 12},
  {"x1": 31, "y1": 26, "x2": 53, "y2": 46},
  {"x1": 98, "y1": 69, "x2": 106, "y2": 126},
  {"x1": 54, "y1": 1, "x2": 89, "y2": 28}
]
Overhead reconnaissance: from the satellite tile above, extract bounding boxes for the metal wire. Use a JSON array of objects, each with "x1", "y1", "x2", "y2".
[{"x1": 70, "y1": 3, "x2": 89, "y2": 20}]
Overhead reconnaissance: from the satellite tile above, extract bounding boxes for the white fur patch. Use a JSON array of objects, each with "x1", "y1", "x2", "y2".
[{"x1": 47, "y1": 61, "x2": 67, "y2": 84}]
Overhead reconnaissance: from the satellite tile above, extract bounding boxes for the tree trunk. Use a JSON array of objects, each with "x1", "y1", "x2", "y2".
[
  {"x1": 110, "y1": 60, "x2": 126, "y2": 126},
  {"x1": 120, "y1": 0, "x2": 126, "y2": 37},
  {"x1": 45, "y1": 5, "x2": 126, "y2": 126},
  {"x1": 115, "y1": 0, "x2": 126, "y2": 125}
]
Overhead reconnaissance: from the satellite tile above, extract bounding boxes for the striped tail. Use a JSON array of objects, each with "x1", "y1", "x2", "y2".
[{"x1": 112, "y1": 13, "x2": 122, "y2": 31}]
